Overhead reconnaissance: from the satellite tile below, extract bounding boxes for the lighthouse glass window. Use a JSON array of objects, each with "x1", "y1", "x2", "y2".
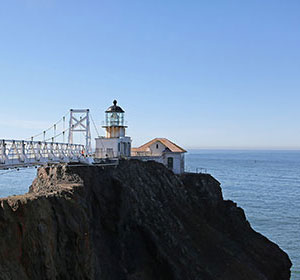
[{"x1": 106, "y1": 112, "x2": 124, "y2": 126}]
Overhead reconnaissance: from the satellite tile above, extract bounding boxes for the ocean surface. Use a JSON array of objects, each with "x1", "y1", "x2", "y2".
[
  {"x1": 0, "y1": 150, "x2": 299, "y2": 279},
  {"x1": 186, "y1": 150, "x2": 300, "y2": 280}
]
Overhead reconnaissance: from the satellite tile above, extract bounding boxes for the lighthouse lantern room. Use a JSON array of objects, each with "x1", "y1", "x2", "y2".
[
  {"x1": 103, "y1": 100, "x2": 127, "y2": 138},
  {"x1": 95, "y1": 100, "x2": 131, "y2": 159}
]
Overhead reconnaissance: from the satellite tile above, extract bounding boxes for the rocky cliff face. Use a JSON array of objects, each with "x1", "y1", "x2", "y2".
[{"x1": 0, "y1": 160, "x2": 292, "y2": 280}]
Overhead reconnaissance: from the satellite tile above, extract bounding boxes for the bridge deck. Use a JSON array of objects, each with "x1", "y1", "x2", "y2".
[{"x1": 0, "y1": 140, "x2": 92, "y2": 169}]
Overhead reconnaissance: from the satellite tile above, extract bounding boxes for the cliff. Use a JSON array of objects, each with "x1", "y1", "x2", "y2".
[{"x1": 0, "y1": 160, "x2": 292, "y2": 280}]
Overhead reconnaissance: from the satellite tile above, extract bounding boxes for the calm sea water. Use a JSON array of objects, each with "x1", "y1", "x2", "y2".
[
  {"x1": 186, "y1": 150, "x2": 300, "y2": 280},
  {"x1": 0, "y1": 150, "x2": 299, "y2": 279}
]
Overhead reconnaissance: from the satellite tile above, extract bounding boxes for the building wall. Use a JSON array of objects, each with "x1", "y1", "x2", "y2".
[
  {"x1": 131, "y1": 156, "x2": 164, "y2": 164},
  {"x1": 162, "y1": 152, "x2": 184, "y2": 174},
  {"x1": 148, "y1": 141, "x2": 168, "y2": 156},
  {"x1": 105, "y1": 127, "x2": 125, "y2": 138},
  {"x1": 180, "y1": 153, "x2": 185, "y2": 173},
  {"x1": 95, "y1": 137, "x2": 131, "y2": 158},
  {"x1": 132, "y1": 152, "x2": 185, "y2": 174}
]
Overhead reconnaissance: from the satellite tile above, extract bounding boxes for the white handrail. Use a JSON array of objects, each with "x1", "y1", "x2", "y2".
[{"x1": 0, "y1": 139, "x2": 91, "y2": 169}]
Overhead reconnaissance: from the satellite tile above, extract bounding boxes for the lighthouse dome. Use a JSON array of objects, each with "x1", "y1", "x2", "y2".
[{"x1": 105, "y1": 100, "x2": 124, "y2": 113}]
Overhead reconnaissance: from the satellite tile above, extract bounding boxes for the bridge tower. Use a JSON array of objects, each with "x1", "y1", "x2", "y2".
[{"x1": 68, "y1": 109, "x2": 92, "y2": 154}]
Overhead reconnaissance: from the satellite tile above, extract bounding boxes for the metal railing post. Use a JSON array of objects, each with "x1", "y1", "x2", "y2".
[
  {"x1": 0, "y1": 140, "x2": 5, "y2": 164},
  {"x1": 20, "y1": 140, "x2": 25, "y2": 162}
]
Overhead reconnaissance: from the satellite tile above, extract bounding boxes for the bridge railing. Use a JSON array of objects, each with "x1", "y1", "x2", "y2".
[{"x1": 0, "y1": 139, "x2": 87, "y2": 168}]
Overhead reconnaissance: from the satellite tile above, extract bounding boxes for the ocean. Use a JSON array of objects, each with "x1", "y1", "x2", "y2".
[
  {"x1": 0, "y1": 150, "x2": 299, "y2": 279},
  {"x1": 186, "y1": 150, "x2": 300, "y2": 280}
]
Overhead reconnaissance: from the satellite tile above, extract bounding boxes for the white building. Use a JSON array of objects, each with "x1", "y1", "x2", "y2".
[
  {"x1": 94, "y1": 101, "x2": 186, "y2": 174},
  {"x1": 131, "y1": 138, "x2": 186, "y2": 174},
  {"x1": 95, "y1": 100, "x2": 131, "y2": 159}
]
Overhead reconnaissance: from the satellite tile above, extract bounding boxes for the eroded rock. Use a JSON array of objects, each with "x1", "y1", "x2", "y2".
[{"x1": 0, "y1": 160, "x2": 292, "y2": 280}]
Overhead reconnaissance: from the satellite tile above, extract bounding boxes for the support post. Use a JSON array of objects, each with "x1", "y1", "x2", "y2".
[
  {"x1": 68, "y1": 109, "x2": 91, "y2": 154},
  {"x1": 21, "y1": 140, "x2": 25, "y2": 162},
  {"x1": 0, "y1": 140, "x2": 5, "y2": 164}
]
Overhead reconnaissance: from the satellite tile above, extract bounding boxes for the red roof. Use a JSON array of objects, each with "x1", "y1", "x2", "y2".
[{"x1": 132, "y1": 138, "x2": 186, "y2": 153}]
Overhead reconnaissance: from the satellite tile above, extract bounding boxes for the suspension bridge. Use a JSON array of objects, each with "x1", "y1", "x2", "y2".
[{"x1": 0, "y1": 109, "x2": 98, "y2": 170}]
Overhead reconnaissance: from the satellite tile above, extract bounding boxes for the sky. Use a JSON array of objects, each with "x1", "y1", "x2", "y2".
[{"x1": 0, "y1": 0, "x2": 299, "y2": 149}]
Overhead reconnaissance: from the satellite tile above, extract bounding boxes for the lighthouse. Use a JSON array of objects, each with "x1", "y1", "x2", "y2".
[
  {"x1": 104, "y1": 100, "x2": 126, "y2": 138},
  {"x1": 95, "y1": 100, "x2": 131, "y2": 158}
]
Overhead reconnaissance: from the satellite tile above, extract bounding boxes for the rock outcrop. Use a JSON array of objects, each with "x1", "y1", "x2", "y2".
[{"x1": 0, "y1": 160, "x2": 292, "y2": 280}]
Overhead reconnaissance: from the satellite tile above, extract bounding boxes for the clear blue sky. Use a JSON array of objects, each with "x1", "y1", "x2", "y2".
[{"x1": 0, "y1": 0, "x2": 299, "y2": 149}]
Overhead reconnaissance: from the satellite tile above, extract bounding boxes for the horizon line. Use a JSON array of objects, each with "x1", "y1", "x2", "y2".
[{"x1": 185, "y1": 147, "x2": 300, "y2": 151}]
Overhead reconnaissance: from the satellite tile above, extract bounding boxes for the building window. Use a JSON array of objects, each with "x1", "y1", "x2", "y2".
[
  {"x1": 156, "y1": 144, "x2": 159, "y2": 149},
  {"x1": 167, "y1": 157, "x2": 173, "y2": 169}
]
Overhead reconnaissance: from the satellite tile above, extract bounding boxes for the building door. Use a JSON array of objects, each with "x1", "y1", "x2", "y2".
[{"x1": 167, "y1": 157, "x2": 174, "y2": 169}]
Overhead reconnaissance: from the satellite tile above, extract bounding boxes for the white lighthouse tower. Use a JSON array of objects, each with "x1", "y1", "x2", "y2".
[{"x1": 95, "y1": 100, "x2": 131, "y2": 158}]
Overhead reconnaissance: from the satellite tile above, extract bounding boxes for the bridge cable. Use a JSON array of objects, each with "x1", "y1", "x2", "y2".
[
  {"x1": 26, "y1": 111, "x2": 69, "y2": 141},
  {"x1": 90, "y1": 113, "x2": 100, "y2": 137},
  {"x1": 44, "y1": 127, "x2": 70, "y2": 142},
  {"x1": 44, "y1": 112, "x2": 86, "y2": 143},
  {"x1": 63, "y1": 116, "x2": 66, "y2": 143},
  {"x1": 90, "y1": 113, "x2": 106, "y2": 153}
]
